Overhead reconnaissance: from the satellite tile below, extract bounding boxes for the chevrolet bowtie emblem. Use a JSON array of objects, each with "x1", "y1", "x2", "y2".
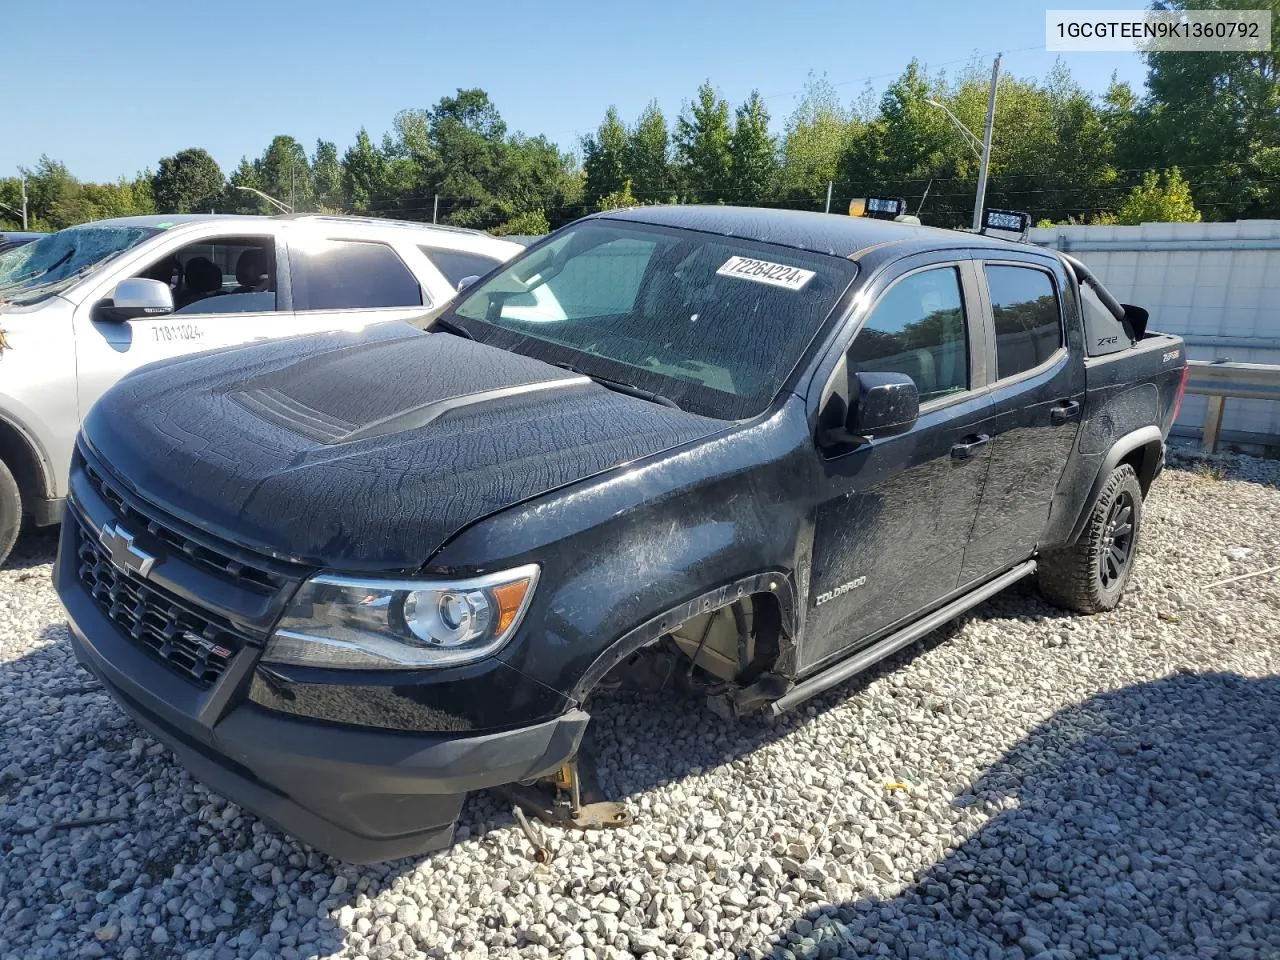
[{"x1": 99, "y1": 523, "x2": 157, "y2": 579}]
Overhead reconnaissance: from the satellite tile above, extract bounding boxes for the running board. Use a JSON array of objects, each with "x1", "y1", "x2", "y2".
[{"x1": 770, "y1": 560, "x2": 1037, "y2": 715}]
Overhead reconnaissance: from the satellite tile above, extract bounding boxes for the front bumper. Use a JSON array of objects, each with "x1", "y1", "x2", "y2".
[{"x1": 56, "y1": 517, "x2": 588, "y2": 864}]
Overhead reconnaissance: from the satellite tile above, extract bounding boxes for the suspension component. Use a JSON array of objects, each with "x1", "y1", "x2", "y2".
[{"x1": 505, "y1": 753, "x2": 632, "y2": 831}]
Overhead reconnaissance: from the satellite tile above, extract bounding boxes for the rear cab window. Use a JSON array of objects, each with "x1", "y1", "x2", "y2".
[
  {"x1": 985, "y1": 264, "x2": 1064, "y2": 379},
  {"x1": 291, "y1": 239, "x2": 423, "y2": 311}
]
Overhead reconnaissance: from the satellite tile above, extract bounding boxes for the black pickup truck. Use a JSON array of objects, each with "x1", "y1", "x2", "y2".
[{"x1": 56, "y1": 206, "x2": 1188, "y2": 863}]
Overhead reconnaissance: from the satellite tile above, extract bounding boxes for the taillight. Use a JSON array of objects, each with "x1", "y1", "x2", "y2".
[{"x1": 1171, "y1": 363, "x2": 1190, "y2": 423}]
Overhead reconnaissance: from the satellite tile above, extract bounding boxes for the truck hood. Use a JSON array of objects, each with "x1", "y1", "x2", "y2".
[{"x1": 82, "y1": 324, "x2": 725, "y2": 571}]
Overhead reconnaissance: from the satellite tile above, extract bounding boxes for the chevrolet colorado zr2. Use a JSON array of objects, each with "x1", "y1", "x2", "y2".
[{"x1": 55, "y1": 206, "x2": 1188, "y2": 863}]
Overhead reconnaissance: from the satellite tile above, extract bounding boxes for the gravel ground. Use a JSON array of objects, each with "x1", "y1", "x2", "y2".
[{"x1": 2, "y1": 454, "x2": 1279, "y2": 960}]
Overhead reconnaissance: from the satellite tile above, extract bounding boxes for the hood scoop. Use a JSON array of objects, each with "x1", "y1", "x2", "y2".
[
  {"x1": 231, "y1": 387, "x2": 356, "y2": 444},
  {"x1": 232, "y1": 377, "x2": 593, "y2": 445}
]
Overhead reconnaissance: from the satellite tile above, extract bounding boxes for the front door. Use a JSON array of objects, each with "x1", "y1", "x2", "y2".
[
  {"x1": 957, "y1": 258, "x2": 1085, "y2": 585},
  {"x1": 73, "y1": 233, "x2": 291, "y2": 420},
  {"x1": 801, "y1": 260, "x2": 993, "y2": 672}
]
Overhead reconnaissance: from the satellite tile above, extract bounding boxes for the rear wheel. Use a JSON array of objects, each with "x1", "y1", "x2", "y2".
[
  {"x1": 0, "y1": 459, "x2": 21, "y2": 568},
  {"x1": 1038, "y1": 464, "x2": 1144, "y2": 614}
]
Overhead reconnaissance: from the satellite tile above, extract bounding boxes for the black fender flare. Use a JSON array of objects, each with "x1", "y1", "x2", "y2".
[
  {"x1": 568, "y1": 571, "x2": 797, "y2": 702},
  {"x1": 1066, "y1": 425, "x2": 1164, "y2": 544}
]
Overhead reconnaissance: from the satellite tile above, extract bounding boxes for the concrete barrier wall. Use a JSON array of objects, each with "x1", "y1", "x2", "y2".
[{"x1": 1030, "y1": 220, "x2": 1280, "y2": 446}]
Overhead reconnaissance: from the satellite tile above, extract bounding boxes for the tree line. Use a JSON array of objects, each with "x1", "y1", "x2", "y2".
[{"x1": 2, "y1": 6, "x2": 1276, "y2": 235}]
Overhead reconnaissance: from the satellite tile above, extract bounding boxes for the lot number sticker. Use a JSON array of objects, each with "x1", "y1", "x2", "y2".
[{"x1": 716, "y1": 256, "x2": 815, "y2": 291}]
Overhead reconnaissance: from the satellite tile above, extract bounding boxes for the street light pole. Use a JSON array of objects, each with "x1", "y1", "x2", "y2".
[
  {"x1": 924, "y1": 52, "x2": 1001, "y2": 231},
  {"x1": 972, "y1": 54, "x2": 1001, "y2": 232},
  {"x1": 233, "y1": 185, "x2": 293, "y2": 215},
  {"x1": 924, "y1": 99, "x2": 982, "y2": 159}
]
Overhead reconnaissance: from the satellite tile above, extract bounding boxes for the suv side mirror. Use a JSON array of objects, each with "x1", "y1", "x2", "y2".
[
  {"x1": 98, "y1": 278, "x2": 174, "y2": 322},
  {"x1": 848, "y1": 371, "x2": 920, "y2": 438},
  {"x1": 456, "y1": 275, "x2": 481, "y2": 294}
]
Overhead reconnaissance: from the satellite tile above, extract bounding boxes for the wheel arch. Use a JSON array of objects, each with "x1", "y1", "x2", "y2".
[
  {"x1": 567, "y1": 571, "x2": 798, "y2": 703},
  {"x1": 0, "y1": 413, "x2": 53, "y2": 520},
  {"x1": 1066, "y1": 425, "x2": 1162, "y2": 545}
]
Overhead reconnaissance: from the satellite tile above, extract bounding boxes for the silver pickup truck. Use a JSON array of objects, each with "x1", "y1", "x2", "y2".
[{"x1": 0, "y1": 214, "x2": 522, "y2": 564}]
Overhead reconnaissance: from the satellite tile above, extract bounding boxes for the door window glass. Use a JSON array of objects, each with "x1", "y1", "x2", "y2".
[
  {"x1": 136, "y1": 236, "x2": 277, "y2": 316},
  {"x1": 848, "y1": 266, "x2": 968, "y2": 403},
  {"x1": 292, "y1": 239, "x2": 422, "y2": 311},
  {"x1": 418, "y1": 246, "x2": 504, "y2": 289},
  {"x1": 986, "y1": 265, "x2": 1063, "y2": 377}
]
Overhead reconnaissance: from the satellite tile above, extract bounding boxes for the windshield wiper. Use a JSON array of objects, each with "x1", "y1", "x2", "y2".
[
  {"x1": 552, "y1": 362, "x2": 681, "y2": 410},
  {"x1": 428, "y1": 315, "x2": 476, "y2": 341}
]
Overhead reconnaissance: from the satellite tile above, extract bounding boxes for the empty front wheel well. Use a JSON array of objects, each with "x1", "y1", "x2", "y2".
[{"x1": 571, "y1": 576, "x2": 798, "y2": 703}]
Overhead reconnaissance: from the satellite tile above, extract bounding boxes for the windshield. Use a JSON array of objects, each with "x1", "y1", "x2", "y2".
[
  {"x1": 0, "y1": 224, "x2": 159, "y2": 306},
  {"x1": 437, "y1": 220, "x2": 856, "y2": 420}
]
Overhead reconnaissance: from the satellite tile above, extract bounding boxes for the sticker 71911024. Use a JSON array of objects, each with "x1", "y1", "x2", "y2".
[{"x1": 152, "y1": 323, "x2": 204, "y2": 343}]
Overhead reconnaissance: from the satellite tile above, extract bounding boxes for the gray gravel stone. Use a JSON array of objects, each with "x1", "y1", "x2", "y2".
[{"x1": 2, "y1": 458, "x2": 1279, "y2": 959}]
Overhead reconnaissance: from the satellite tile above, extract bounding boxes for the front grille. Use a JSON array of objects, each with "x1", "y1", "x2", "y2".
[
  {"x1": 82, "y1": 460, "x2": 280, "y2": 593},
  {"x1": 75, "y1": 517, "x2": 248, "y2": 687}
]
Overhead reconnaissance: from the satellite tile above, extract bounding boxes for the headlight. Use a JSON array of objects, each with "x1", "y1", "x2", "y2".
[{"x1": 263, "y1": 565, "x2": 539, "y2": 669}]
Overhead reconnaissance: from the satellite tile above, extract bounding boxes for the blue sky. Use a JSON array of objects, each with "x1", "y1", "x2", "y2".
[{"x1": 6, "y1": 0, "x2": 1150, "y2": 183}]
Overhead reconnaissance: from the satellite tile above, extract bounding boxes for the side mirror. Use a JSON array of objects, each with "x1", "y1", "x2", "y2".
[
  {"x1": 848, "y1": 371, "x2": 920, "y2": 438},
  {"x1": 456, "y1": 275, "x2": 481, "y2": 294},
  {"x1": 98, "y1": 278, "x2": 174, "y2": 322}
]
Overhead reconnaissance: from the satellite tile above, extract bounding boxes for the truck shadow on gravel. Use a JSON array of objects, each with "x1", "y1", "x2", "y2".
[{"x1": 756, "y1": 670, "x2": 1280, "y2": 960}]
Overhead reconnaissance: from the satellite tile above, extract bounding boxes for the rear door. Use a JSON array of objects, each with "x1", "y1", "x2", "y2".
[
  {"x1": 285, "y1": 232, "x2": 432, "y2": 336},
  {"x1": 956, "y1": 256, "x2": 1085, "y2": 585},
  {"x1": 800, "y1": 256, "x2": 994, "y2": 672},
  {"x1": 73, "y1": 230, "x2": 291, "y2": 421}
]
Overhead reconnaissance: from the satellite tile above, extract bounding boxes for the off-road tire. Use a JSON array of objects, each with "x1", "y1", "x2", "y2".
[
  {"x1": 1038, "y1": 464, "x2": 1144, "y2": 614},
  {"x1": 0, "y1": 459, "x2": 21, "y2": 569}
]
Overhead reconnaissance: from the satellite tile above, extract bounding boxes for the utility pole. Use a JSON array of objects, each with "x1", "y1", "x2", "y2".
[
  {"x1": 290, "y1": 162, "x2": 297, "y2": 214},
  {"x1": 824, "y1": 181, "x2": 833, "y2": 214},
  {"x1": 21, "y1": 178, "x2": 27, "y2": 230},
  {"x1": 432, "y1": 194, "x2": 439, "y2": 224},
  {"x1": 972, "y1": 54, "x2": 1001, "y2": 232}
]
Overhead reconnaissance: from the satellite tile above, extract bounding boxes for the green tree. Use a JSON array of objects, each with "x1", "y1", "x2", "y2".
[
  {"x1": 311, "y1": 139, "x2": 344, "y2": 211},
  {"x1": 152, "y1": 148, "x2": 225, "y2": 214},
  {"x1": 427, "y1": 88, "x2": 509, "y2": 226},
  {"x1": 1116, "y1": 167, "x2": 1201, "y2": 223},
  {"x1": 728, "y1": 91, "x2": 778, "y2": 204},
  {"x1": 582, "y1": 107, "x2": 628, "y2": 205},
  {"x1": 675, "y1": 81, "x2": 733, "y2": 202},
  {"x1": 341, "y1": 129, "x2": 388, "y2": 213},
  {"x1": 256, "y1": 135, "x2": 313, "y2": 211},
  {"x1": 779, "y1": 74, "x2": 856, "y2": 204},
  {"x1": 493, "y1": 209, "x2": 551, "y2": 235},
  {"x1": 1140, "y1": 0, "x2": 1280, "y2": 218},
  {"x1": 627, "y1": 101, "x2": 673, "y2": 203},
  {"x1": 597, "y1": 179, "x2": 639, "y2": 211},
  {"x1": 18, "y1": 156, "x2": 77, "y2": 228},
  {"x1": 0, "y1": 178, "x2": 25, "y2": 229}
]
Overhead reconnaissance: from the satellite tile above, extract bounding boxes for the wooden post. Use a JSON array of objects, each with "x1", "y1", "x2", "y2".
[{"x1": 1202, "y1": 394, "x2": 1226, "y2": 453}]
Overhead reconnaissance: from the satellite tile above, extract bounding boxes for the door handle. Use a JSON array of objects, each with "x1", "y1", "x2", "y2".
[
  {"x1": 950, "y1": 434, "x2": 990, "y2": 461},
  {"x1": 1050, "y1": 400, "x2": 1081, "y2": 425}
]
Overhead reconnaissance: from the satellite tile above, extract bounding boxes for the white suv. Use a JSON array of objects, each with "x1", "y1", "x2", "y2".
[{"x1": 0, "y1": 214, "x2": 524, "y2": 563}]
